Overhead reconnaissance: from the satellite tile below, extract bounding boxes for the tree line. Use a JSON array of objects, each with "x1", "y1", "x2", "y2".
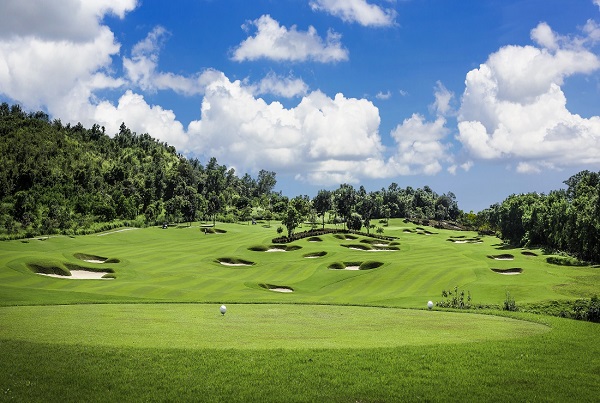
[{"x1": 473, "y1": 170, "x2": 600, "y2": 263}]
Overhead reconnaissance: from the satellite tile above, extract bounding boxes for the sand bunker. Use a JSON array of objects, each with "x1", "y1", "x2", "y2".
[
  {"x1": 74, "y1": 253, "x2": 108, "y2": 263},
  {"x1": 37, "y1": 270, "x2": 113, "y2": 280},
  {"x1": 270, "y1": 287, "x2": 294, "y2": 293},
  {"x1": 266, "y1": 248, "x2": 287, "y2": 252},
  {"x1": 219, "y1": 262, "x2": 251, "y2": 266},
  {"x1": 448, "y1": 238, "x2": 482, "y2": 244},
  {"x1": 488, "y1": 254, "x2": 515, "y2": 261},
  {"x1": 329, "y1": 261, "x2": 383, "y2": 271},
  {"x1": 349, "y1": 247, "x2": 397, "y2": 252},
  {"x1": 260, "y1": 284, "x2": 294, "y2": 293},
  {"x1": 491, "y1": 268, "x2": 523, "y2": 275}
]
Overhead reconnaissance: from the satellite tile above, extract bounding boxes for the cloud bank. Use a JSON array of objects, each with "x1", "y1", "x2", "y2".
[{"x1": 457, "y1": 22, "x2": 600, "y2": 172}]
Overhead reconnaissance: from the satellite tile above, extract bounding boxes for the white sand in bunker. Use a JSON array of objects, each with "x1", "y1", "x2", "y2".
[
  {"x1": 270, "y1": 287, "x2": 293, "y2": 292},
  {"x1": 497, "y1": 272, "x2": 521, "y2": 275},
  {"x1": 37, "y1": 270, "x2": 112, "y2": 280},
  {"x1": 343, "y1": 266, "x2": 361, "y2": 270},
  {"x1": 219, "y1": 262, "x2": 251, "y2": 266},
  {"x1": 266, "y1": 249, "x2": 287, "y2": 252},
  {"x1": 349, "y1": 247, "x2": 395, "y2": 252},
  {"x1": 83, "y1": 259, "x2": 106, "y2": 264}
]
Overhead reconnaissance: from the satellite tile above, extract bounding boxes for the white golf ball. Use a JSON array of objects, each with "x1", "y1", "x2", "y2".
[
  {"x1": 220, "y1": 305, "x2": 227, "y2": 315},
  {"x1": 427, "y1": 301, "x2": 433, "y2": 309}
]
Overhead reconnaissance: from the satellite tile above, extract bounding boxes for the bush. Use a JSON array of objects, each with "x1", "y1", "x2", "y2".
[
  {"x1": 503, "y1": 291, "x2": 518, "y2": 311},
  {"x1": 436, "y1": 286, "x2": 472, "y2": 309},
  {"x1": 546, "y1": 256, "x2": 587, "y2": 266}
]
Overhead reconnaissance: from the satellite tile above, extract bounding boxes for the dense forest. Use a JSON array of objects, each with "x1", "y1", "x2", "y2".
[{"x1": 1, "y1": 103, "x2": 599, "y2": 263}]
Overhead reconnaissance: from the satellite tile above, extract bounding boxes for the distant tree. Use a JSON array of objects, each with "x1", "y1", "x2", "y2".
[
  {"x1": 313, "y1": 189, "x2": 332, "y2": 229},
  {"x1": 334, "y1": 184, "x2": 356, "y2": 229},
  {"x1": 281, "y1": 205, "x2": 301, "y2": 237},
  {"x1": 347, "y1": 212, "x2": 363, "y2": 231},
  {"x1": 256, "y1": 169, "x2": 277, "y2": 197}
]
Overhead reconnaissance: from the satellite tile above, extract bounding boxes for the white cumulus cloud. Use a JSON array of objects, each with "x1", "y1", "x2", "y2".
[
  {"x1": 0, "y1": 0, "x2": 136, "y2": 117},
  {"x1": 249, "y1": 72, "x2": 309, "y2": 98},
  {"x1": 457, "y1": 22, "x2": 600, "y2": 170},
  {"x1": 310, "y1": 0, "x2": 397, "y2": 27},
  {"x1": 186, "y1": 74, "x2": 385, "y2": 183},
  {"x1": 231, "y1": 15, "x2": 348, "y2": 63},
  {"x1": 388, "y1": 114, "x2": 451, "y2": 176}
]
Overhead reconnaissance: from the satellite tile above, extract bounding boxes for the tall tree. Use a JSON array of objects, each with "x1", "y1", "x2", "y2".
[
  {"x1": 334, "y1": 184, "x2": 356, "y2": 229},
  {"x1": 312, "y1": 189, "x2": 332, "y2": 228}
]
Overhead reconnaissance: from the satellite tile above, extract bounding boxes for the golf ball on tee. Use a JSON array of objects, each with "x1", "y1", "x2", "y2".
[{"x1": 427, "y1": 301, "x2": 433, "y2": 309}]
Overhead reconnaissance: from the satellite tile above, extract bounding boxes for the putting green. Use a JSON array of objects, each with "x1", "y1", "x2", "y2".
[{"x1": 0, "y1": 304, "x2": 549, "y2": 349}]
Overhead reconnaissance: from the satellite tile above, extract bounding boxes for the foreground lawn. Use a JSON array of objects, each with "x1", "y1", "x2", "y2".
[
  {"x1": 0, "y1": 304, "x2": 549, "y2": 349},
  {"x1": 0, "y1": 313, "x2": 597, "y2": 402},
  {"x1": 0, "y1": 220, "x2": 598, "y2": 401}
]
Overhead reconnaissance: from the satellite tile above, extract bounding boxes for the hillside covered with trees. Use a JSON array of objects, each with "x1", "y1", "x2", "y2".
[{"x1": 1, "y1": 103, "x2": 598, "y2": 263}]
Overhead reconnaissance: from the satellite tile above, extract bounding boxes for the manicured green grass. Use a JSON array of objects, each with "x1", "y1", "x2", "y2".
[
  {"x1": 0, "y1": 220, "x2": 598, "y2": 401},
  {"x1": 0, "y1": 304, "x2": 549, "y2": 349}
]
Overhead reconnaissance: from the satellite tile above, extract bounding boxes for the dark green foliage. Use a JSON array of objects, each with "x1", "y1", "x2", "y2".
[
  {"x1": 359, "y1": 261, "x2": 384, "y2": 270},
  {"x1": 0, "y1": 103, "x2": 281, "y2": 238},
  {"x1": 478, "y1": 171, "x2": 600, "y2": 263},
  {"x1": 436, "y1": 286, "x2": 472, "y2": 309},
  {"x1": 522, "y1": 296, "x2": 599, "y2": 323},
  {"x1": 546, "y1": 256, "x2": 587, "y2": 266},
  {"x1": 347, "y1": 213, "x2": 363, "y2": 231},
  {"x1": 503, "y1": 292, "x2": 518, "y2": 311}
]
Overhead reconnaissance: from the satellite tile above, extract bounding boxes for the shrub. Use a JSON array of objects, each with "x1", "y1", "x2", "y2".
[
  {"x1": 546, "y1": 256, "x2": 587, "y2": 267},
  {"x1": 503, "y1": 291, "x2": 518, "y2": 311},
  {"x1": 436, "y1": 286, "x2": 472, "y2": 309}
]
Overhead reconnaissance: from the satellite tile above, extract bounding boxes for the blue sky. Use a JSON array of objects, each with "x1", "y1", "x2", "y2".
[{"x1": 1, "y1": 0, "x2": 600, "y2": 212}]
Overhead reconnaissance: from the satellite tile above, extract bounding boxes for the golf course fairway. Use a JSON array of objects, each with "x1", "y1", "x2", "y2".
[
  {"x1": 0, "y1": 304, "x2": 549, "y2": 349},
  {"x1": 1, "y1": 220, "x2": 598, "y2": 401}
]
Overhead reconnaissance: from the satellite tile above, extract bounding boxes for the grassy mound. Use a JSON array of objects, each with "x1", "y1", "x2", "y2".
[
  {"x1": 303, "y1": 251, "x2": 327, "y2": 258},
  {"x1": 522, "y1": 251, "x2": 538, "y2": 257},
  {"x1": 27, "y1": 260, "x2": 70, "y2": 276},
  {"x1": 202, "y1": 227, "x2": 227, "y2": 234},
  {"x1": 334, "y1": 234, "x2": 358, "y2": 240}
]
